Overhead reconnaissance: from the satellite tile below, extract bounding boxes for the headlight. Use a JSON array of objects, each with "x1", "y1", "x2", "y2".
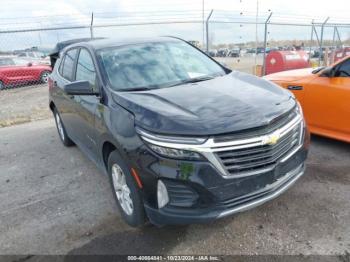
[
  {"x1": 296, "y1": 101, "x2": 304, "y2": 117},
  {"x1": 148, "y1": 143, "x2": 203, "y2": 160},
  {"x1": 136, "y1": 127, "x2": 206, "y2": 160},
  {"x1": 295, "y1": 101, "x2": 306, "y2": 145}
]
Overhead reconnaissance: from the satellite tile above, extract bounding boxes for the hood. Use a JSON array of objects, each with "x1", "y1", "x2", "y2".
[
  {"x1": 264, "y1": 68, "x2": 316, "y2": 82},
  {"x1": 112, "y1": 71, "x2": 296, "y2": 136}
]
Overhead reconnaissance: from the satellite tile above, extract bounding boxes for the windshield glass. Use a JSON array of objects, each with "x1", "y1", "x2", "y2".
[
  {"x1": 98, "y1": 41, "x2": 227, "y2": 91},
  {"x1": 312, "y1": 66, "x2": 326, "y2": 74}
]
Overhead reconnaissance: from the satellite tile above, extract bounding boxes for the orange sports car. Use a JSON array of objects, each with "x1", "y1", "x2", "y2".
[{"x1": 265, "y1": 56, "x2": 350, "y2": 143}]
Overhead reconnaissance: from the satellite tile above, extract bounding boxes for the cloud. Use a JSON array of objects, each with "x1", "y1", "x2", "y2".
[{"x1": 0, "y1": 0, "x2": 348, "y2": 51}]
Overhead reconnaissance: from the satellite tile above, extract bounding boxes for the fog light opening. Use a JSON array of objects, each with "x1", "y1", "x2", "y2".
[{"x1": 157, "y1": 180, "x2": 169, "y2": 209}]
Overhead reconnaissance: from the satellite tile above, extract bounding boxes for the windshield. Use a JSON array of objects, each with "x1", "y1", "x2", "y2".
[
  {"x1": 98, "y1": 41, "x2": 227, "y2": 91},
  {"x1": 312, "y1": 66, "x2": 326, "y2": 74}
]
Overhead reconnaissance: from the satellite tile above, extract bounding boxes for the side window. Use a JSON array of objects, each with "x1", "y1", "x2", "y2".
[
  {"x1": 335, "y1": 59, "x2": 350, "y2": 77},
  {"x1": 58, "y1": 56, "x2": 65, "y2": 75},
  {"x1": 61, "y1": 49, "x2": 78, "y2": 81},
  {"x1": 75, "y1": 49, "x2": 97, "y2": 91}
]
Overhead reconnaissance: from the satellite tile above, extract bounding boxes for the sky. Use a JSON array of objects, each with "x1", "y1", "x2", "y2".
[{"x1": 0, "y1": 0, "x2": 349, "y2": 50}]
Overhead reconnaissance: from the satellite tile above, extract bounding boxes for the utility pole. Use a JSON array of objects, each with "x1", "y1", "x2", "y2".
[
  {"x1": 90, "y1": 12, "x2": 94, "y2": 38},
  {"x1": 202, "y1": 0, "x2": 205, "y2": 48},
  {"x1": 309, "y1": 19, "x2": 314, "y2": 62},
  {"x1": 254, "y1": 0, "x2": 259, "y2": 73},
  {"x1": 262, "y1": 12, "x2": 272, "y2": 76},
  {"x1": 319, "y1": 17, "x2": 329, "y2": 66},
  {"x1": 206, "y1": 9, "x2": 214, "y2": 53},
  {"x1": 38, "y1": 21, "x2": 42, "y2": 46}
]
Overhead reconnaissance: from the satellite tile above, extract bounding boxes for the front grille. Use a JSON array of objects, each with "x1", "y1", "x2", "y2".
[{"x1": 215, "y1": 120, "x2": 303, "y2": 176}]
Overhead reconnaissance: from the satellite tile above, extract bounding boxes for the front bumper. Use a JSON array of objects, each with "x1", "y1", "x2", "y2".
[
  {"x1": 145, "y1": 163, "x2": 305, "y2": 225},
  {"x1": 134, "y1": 109, "x2": 310, "y2": 226}
]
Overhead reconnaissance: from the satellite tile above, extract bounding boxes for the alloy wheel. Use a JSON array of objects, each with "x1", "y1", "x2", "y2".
[
  {"x1": 41, "y1": 72, "x2": 50, "y2": 83},
  {"x1": 111, "y1": 163, "x2": 134, "y2": 216},
  {"x1": 55, "y1": 113, "x2": 65, "y2": 141}
]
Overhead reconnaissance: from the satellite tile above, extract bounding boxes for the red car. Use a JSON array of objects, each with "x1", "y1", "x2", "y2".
[{"x1": 0, "y1": 57, "x2": 51, "y2": 90}]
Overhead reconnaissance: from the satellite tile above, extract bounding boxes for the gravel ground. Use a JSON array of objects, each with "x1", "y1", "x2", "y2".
[
  {"x1": 0, "y1": 84, "x2": 51, "y2": 127},
  {"x1": 0, "y1": 119, "x2": 349, "y2": 256}
]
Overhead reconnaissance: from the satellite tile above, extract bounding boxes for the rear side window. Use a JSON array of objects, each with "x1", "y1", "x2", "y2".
[
  {"x1": 76, "y1": 49, "x2": 97, "y2": 91},
  {"x1": 61, "y1": 49, "x2": 78, "y2": 81}
]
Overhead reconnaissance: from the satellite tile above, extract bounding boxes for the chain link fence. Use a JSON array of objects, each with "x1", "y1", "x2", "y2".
[{"x1": 0, "y1": 12, "x2": 349, "y2": 91}]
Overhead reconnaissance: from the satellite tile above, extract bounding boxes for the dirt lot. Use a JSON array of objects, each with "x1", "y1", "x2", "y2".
[
  {"x1": 0, "y1": 84, "x2": 51, "y2": 127},
  {"x1": 0, "y1": 119, "x2": 349, "y2": 257}
]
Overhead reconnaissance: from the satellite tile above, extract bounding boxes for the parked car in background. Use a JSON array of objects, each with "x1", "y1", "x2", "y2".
[
  {"x1": 265, "y1": 56, "x2": 350, "y2": 143},
  {"x1": 228, "y1": 48, "x2": 240, "y2": 57},
  {"x1": 245, "y1": 48, "x2": 255, "y2": 54},
  {"x1": 49, "y1": 37, "x2": 309, "y2": 227},
  {"x1": 217, "y1": 48, "x2": 229, "y2": 57},
  {"x1": 256, "y1": 47, "x2": 265, "y2": 54},
  {"x1": 208, "y1": 49, "x2": 218, "y2": 57},
  {"x1": 0, "y1": 56, "x2": 51, "y2": 89},
  {"x1": 17, "y1": 51, "x2": 50, "y2": 65}
]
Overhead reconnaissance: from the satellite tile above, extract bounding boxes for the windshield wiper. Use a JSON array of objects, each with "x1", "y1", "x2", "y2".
[
  {"x1": 119, "y1": 85, "x2": 159, "y2": 92},
  {"x1": 169, "y1": 75, "x2": 217, "y2": 87}
]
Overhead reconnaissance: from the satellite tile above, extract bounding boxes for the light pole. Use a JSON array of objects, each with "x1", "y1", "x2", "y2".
[
  {"x1": 254, "y1": 0, "x2": 259, "y2": 74},
  {"x1": 202, "y1": 0, "x2": 205, "y2": 48}
]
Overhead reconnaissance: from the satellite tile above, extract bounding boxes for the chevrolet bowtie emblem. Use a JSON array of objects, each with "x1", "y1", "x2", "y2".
[{"x1": 262, "y1": 132, "x2": 281, "y2": 145}]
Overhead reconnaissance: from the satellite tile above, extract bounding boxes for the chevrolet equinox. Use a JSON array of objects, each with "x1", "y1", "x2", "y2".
[{"x1": 48, "y1": 37, "x2": 309, "y2": 227}]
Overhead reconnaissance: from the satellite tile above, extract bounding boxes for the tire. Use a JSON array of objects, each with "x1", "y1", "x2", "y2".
[
  {"x1": 108, "y1": 150, "x2": 147, "y2": 227},
  {"x1": 53, "y1": 108, "x2": 74, "y2": 147},
  {"x1": 40, "y1": 71, "x2": 50, "y2": 84},
  {"x1": 0, "y1": 81, "x2": 4, "y2": 90}
]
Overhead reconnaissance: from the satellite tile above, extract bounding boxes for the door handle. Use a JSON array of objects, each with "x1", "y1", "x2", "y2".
[{"x1": 287, "y1": 85, "x2": 303, "y2": 91}]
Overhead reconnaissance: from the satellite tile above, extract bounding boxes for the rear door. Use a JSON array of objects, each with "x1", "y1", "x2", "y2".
[
  {"x1": 54, "y1": 48, "x2": 79, "y2": 136},
  {"x1": 304, "y1": 58, "x2": 350, "y2": 139}
]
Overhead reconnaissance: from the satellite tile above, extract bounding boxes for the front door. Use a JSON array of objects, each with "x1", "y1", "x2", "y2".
[
  {"x1": 70, "y1": 48, "x2": 100, "y2": 155},
  {"x1": 304, "y1": 58, "x2": 350, "y2": 139}
]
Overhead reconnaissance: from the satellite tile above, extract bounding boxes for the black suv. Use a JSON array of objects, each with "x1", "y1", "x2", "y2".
[{"x1": 49, "y1": 37, "x2": 309, "y2": 227}]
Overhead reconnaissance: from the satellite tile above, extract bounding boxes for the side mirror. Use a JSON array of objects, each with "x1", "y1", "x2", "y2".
[
  {"x1": 27, "y1": 62, "x2": 32, "y2": 67},
  {"x1": 63, "y1": 81, "x2": 98, "y2": 96},
  {"x1": 320, "y1": 67, "x2": 334, "y2": 77}
]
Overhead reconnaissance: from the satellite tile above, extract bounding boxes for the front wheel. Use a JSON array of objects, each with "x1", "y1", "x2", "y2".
[
  {"x1": 40, "y1": 71, "x2": 50, "y2": 84},
  {"x1": 53, "y1": 109, "x2": 74, "y2": 147},
  {"x1": 108, "y1": 150, "x2": 147, "y2": 227}
]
